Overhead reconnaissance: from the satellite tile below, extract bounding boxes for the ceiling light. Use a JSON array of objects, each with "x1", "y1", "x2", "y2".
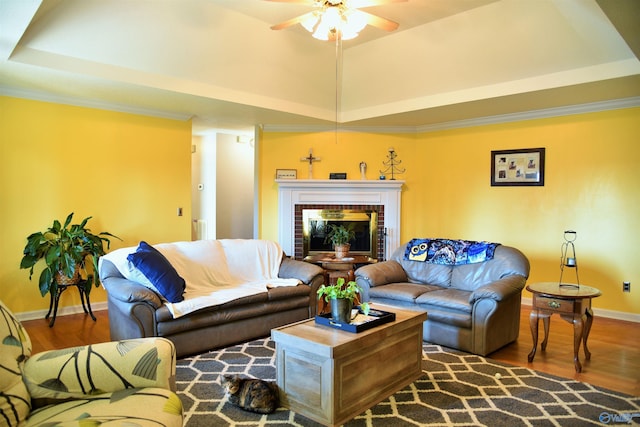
[
  {"x1": 305, "y1": 1, "x2": 367, "y2": 41},
  {"x1": 269, "y1": 0, "x2": 403, "y2": 42}
]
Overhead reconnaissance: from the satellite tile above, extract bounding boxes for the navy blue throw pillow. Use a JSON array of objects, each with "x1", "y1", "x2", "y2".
[{"x1": 127, "y1": 241, "x2": 185, "y2": 303}]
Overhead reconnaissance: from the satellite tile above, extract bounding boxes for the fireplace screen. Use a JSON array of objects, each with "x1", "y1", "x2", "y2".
[{"x1": 302, "y1": 209, "x2": 377, "y2": 258}]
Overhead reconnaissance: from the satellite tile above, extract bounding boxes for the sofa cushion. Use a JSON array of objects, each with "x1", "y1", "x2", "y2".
[
  {"x1": 162, "y1": 240, "x2": 300, "y2": 318},
  {"x1": 154, "y1": 240, "x2": 233, "y2": 292},
  {"x1": 369, "y1": 282, "x2": 444, "y2": 303},
  {"x1": 128, "y1": 241, "x2": 186, "y2": 303},
  {"x1": 390, "y1": 246, "x2": 452, "y2": 286},
  {"x1": 156, "y1": 291, "x2": 309, "y2": 336},
  {"x1": 450, "y1": 245, "x2": 530, "y2": 291},
  {"x1": 218, "y1": 239, "x2": 284, "y2": 284},
  {"x1": 415, "y1": 288, "x2": 472, "y2": 313},
  {"x1": 413, "y1": 288, "x2": 474, "y2": 329},
  {"x1": 25, "y1": 388, "x2": 182, "y2": 426},
  {"x1": 419, "y1": 307, "x2": 472, "y2": 329},
  {"x1": 155, "y1": 291, "x2": 270, "y2": 323}
]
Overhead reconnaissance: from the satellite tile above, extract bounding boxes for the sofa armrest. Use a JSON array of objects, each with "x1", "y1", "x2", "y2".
[
  {"x1": 24, "y1": 337, "x2": 177, "y2": 405},
  {"x1": 100, "y1": 259, "x2": 162, "y2": 307},
  {"x1": 279, "y1": 257, "x2": 324, "y2": 285},
  {"x1": 279, "y1": 257, "x2": 324, "y2": 317},
  {"x1": 102, "y1": 276, "x2": 163, "y2": 307},
  {"x1": 469, "y1": 274, "x2": 527, "y2": 304},
  {"x1": 355, "y1": 261, "x2": 408, "y2": 288},
  {"x1": 355, "y1": 261, "x2": 408, "y2": 302}
]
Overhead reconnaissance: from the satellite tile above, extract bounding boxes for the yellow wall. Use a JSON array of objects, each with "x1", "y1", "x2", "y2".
[
  {"x1": 258, "y1": 131, "x2": 418, "y2": 241},
  {"x1": 0, "y1": 96, "x2": 192, "y2": 314},
  {"x1": 3, "y1": 95, "x2": 636, "y2": 318},
  {"x1": 259, "y1": 107, "x2": 640, "y2": 316}
]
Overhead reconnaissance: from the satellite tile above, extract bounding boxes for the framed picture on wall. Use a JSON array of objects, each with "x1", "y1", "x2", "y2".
[
  {"x1": 276, "y1": 169, "x2": 297, "y2": 179},
  {"x1": 491, "y1": 148, "x2": 545, "y2": 186}
]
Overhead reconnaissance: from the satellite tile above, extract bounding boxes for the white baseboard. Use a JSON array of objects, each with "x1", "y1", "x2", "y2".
[
  {"x1": 14, "y1": 299, "x2": 639, "y2": 324},
  {"x1": 15, "y1": 301, "x2": 108, "y2": 322},
  {"x1": 521, "y1": 297, "x2": 640, "y2": 323}
]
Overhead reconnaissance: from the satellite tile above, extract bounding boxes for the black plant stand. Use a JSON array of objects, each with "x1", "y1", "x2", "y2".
[{"x1": 46, "y1": 279, "x2": 96, "y2": 327}]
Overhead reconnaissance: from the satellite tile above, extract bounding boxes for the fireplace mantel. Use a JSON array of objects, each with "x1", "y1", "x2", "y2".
[{"x1": 276, "y1": 179, "x2": 404, "y2": 260}]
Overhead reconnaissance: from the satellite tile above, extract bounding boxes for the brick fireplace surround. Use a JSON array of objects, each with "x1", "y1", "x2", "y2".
[{"x1": 276, "y1": 179, "x2": 404, "y2": 261}]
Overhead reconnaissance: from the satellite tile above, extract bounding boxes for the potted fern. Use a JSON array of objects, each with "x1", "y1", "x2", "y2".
[
  {"x1": 324, "y1": 223, "x2": 356, "y2": 259},
  {"x1": 317, "y1": 277, "x2": 369, "y2": 323},
  {"x1": 20, "y1": 213, "x2": 120, "y2": 297}
]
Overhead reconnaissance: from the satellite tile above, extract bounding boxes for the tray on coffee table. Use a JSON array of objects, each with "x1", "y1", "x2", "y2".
[{"x1": 315, "y1": 307, "x2": 395, "y2": 333}]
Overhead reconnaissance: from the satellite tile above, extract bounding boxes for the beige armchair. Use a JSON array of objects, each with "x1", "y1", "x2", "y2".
[{"x1": 0, "y1": 299, "x2": 183, "y2": 426}]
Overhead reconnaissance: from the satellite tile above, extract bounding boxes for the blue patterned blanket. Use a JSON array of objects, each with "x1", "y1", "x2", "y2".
[{"x1": 404, "y1": 238, "x2": 500, "y2": 265}]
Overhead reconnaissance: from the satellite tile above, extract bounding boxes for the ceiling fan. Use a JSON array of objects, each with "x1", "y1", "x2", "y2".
[{"x1": 267, "y1": 0, "x2": 407, "y2": 41}]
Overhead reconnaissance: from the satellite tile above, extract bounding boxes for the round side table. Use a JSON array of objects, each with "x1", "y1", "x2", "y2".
[
  {"x1": 526, "y1": 282, "x2": 601, "y2": 373},
  {"x1": 303, "y1": 253, "x2": 377, "y2": 313}
]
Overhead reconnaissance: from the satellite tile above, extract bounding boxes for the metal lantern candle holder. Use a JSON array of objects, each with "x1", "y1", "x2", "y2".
[
  {"x1": 559, "y1": 230, "x2": 580, "y2": 288},
  {"x1": 379, "y1": 147, "x2": 405, "y2": 180}
]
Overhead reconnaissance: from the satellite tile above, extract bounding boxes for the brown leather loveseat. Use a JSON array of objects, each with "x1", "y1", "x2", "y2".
[{"x1": 355, "y1": 240, "x2": 529, "y2": 356}]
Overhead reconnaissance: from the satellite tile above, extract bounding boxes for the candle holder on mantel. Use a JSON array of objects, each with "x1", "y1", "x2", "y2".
[
  {"x1": 380, "y1": 147, "x2": 405, "y2": 180},
  {"x1": 559, "y1": 230, "x2": 580, "y2": 288}
]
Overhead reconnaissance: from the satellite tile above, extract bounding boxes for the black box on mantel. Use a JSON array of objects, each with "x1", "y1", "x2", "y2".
[{"x1": 329, "y1": 173, "x2": 347, "y2": 179}]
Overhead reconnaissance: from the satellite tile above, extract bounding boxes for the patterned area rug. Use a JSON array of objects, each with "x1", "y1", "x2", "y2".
[{"x1": 176, "y1": 338, "x2": 639, "y2": 426}]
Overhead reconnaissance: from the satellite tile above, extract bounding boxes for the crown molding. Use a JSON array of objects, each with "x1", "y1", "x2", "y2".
[
  {"x1": 260, "y1": 124, "x2": 418, "y2": 133},
  {"x1": 416, "y1": 96, "x2": 640, "y2": 133},
  {"x1": 0, "y1": 85, "x2": 193, "y2": 122},
  {"x1": 2, "y1": 85, "x2": 637, "y2": 133},
  {"x1": 262, "y1": 97, "x2": 640, "y2": 134}
]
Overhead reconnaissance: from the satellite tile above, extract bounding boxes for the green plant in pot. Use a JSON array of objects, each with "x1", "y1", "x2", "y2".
[
  {"x1": 317, "y1": 277, "x2": 370, "y2": 324},
  {"x1": 20, "y1": 213, "x2": 120, "y2": 297},
  {"x1": 324, "y1": 223, "x2": 356, "y2": 259}
]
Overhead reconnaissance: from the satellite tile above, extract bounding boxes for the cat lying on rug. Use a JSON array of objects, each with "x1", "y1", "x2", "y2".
[{"x1": 221, "y1": 375, "x2": 279, "y2": 414}]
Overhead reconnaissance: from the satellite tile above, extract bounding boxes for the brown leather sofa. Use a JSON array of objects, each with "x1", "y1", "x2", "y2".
[
  {"x1": 99, "y1": 242, "x2": 324, "y2": 357},
  {"x1": 355, "y1": 243, "x2": 529, "y2": 356}
]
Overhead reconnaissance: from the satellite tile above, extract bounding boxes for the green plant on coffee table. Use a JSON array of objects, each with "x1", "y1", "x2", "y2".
[
  {"x1": 20, "y1": 213, "x2": 120, "y2": 297},
  {"x1": 323, "y1": 223, "x2": 356, "y2": 247},
  {"x1": 317, "y1": 277, "x2": 370, "y2": 315}
]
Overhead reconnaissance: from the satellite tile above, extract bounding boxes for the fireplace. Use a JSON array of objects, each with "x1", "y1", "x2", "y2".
[
  {"x1": 300, "y1": 206, "x2": 383, "y2": 259},
  {"x1": 303, "y1": 208, "x2": 377, "y2": 257},
  {"x1": 276, "y1": 179, "x2": 404, "y2": 260}
]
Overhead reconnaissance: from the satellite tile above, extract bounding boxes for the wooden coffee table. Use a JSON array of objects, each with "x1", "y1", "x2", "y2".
[{"x1": 271, "y1": 305, "x2": 426, "y2": 427}]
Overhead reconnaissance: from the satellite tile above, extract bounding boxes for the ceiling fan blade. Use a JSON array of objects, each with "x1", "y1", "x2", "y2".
[
  {"x1": 271, "y1": 11, "x2": 316, "y2": 30},
  {"x1": 360, "y1": 10, "x2": 399, "y2": 31},
  {"x1": 348, "y1": 0, "x2": 407, "y2": 8}
]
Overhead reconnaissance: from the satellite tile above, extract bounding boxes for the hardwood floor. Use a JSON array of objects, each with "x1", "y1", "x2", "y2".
[
  {"x1": 491, "y1": 309, "x2": 640, "y2": 396},
  {"x1": 21, "y1": 305, "x2": 640, "y2": 396}
]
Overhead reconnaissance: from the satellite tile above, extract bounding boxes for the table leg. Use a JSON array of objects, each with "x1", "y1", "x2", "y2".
[
  {"x1": 527, "y1": 309, "x2": 539, "y2": 362},
  {"x1": 541, "y1": 315, "x2": 550, "y2": 351},
  {"x1": 572, "y1": 313, "x2": 585, "y2": 373},
  {"x1": 78, "y1": 285, "x2": 96, "y2": 322},
  {"x1": 347, "y1": 268, "x2": 355, "y2": 283},
  {"x1": 45, "y1": 289, "x2": 55, "y2": 319},
  {"x1": 583, "y1": 307, "x2": 594, "y2": 360},
  {"x1": 48, "y1": 287, "x2": 64, "y2": 328}
]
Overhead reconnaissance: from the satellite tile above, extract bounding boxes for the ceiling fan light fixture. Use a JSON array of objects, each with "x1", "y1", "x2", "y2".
[
  {"x1": 321, "y1": 6, "x2": 342, "y2": 29},
  {"x1": 269, "y1": 0, "x2": 404, "y2": 40},
  {"x1": 312, "y1": 28, "x2": 330, "y2": 41},
  {"x1": 345, "y1": 9, "x2": 367, "y2": 33},
  {"x1": 301, "y1": 11, "x2": 320, "y2": 32},
  {"x1": 307, "y1": 3, "x2": 366, "y2": 41}
]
